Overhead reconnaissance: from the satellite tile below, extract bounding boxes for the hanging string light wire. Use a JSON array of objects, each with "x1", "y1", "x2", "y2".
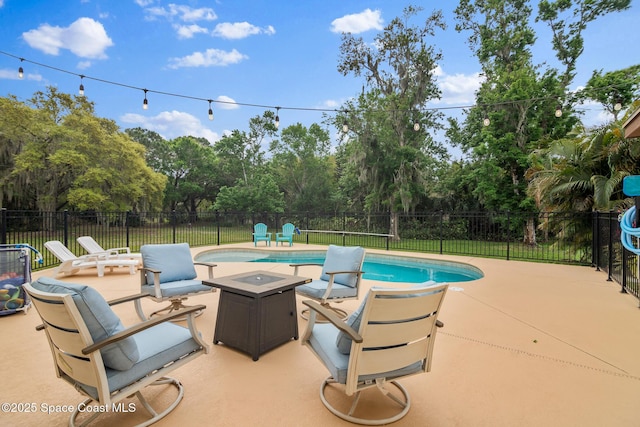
[{"x1": 1, "y1": 50, "x2": 635, "y2": 123}]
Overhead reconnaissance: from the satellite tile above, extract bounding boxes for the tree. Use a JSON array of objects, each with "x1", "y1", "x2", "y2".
[
  {"x1": 269, "y1": 123, "x2": 338, "y2": 212},
  {"x1": 6, "y1": 87, "x2": 165, "y2": 213},
  {"x1": 336, "y1": 5, "x2": 448, "y2": 239},
  {"x1": 579, "y1": 65, "x2": 640, "y2": 121}
]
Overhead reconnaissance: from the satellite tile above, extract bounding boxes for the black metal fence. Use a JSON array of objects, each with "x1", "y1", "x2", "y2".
[
  {"x1": 1, "y1": 208, "x2": 637, "y2": 301},
  {"x1": 592, "y1": 211, "x2": 639, "y2": 300}
]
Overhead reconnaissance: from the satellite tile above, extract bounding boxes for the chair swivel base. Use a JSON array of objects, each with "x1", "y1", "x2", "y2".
[
  {"x1": 151, "y1": 298, "x2": 204, "y2": 320},
  {"x1": 70, "y1": 376, "x2": 184, "y2": 427},
  {"x1": 300, "y1": 303, "x2": 348, "y2": 323},
  {"x1": 320, "y1": 376, "x2": 411, "y2": 426}
]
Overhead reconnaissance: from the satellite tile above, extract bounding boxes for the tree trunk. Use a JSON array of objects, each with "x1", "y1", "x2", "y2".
[
  {"x1": 389, "y1": 211, "x2": 401, "y2": 242},
  {"x1": 523, "y1": 216, "x2": 536, "y2": 246}
]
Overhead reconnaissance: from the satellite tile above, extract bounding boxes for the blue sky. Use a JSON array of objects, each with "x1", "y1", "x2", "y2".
[{"x1": 1, "y1": 0, "x2": 639, "y2": 155}]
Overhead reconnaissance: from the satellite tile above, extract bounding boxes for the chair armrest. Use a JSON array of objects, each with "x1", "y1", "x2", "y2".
[
  {"x1": 436, "y1": 320, "x2": 444, "y2": 328},
  {"x1": 107, "y1": 293, "x2": 148, "y2": 306},
  {"x1": 194, "y1": 262, "x2": 217, "y2": 280},
  {"x1": 324, "y1": 270, "x2": 365, "y2": 276},
  {"x1": 302, "y1": 300, "x2": 362, "y2": 343},
  {"x1": 107, "y1": 247, "x2": 131, "y2": 254},
  {"x1": 82, "y1": 304, "x2": 206, "y2": 355},
  {"x1": 290, "y1": 263, "x2": 323, "y2": 276}
]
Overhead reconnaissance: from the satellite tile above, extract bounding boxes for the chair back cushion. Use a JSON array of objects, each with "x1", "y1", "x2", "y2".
[
  {"x1": 31, "y1": 277, "x2": 139, "y2": 370},
  {"x1": 141, "y1": 243, "x2": 196, "y2": 284},
  {"x1": 320, "y1": 245, "x2": 365, "y2": 288},
  {"x1": 335, "y1": 281, "x2": 437, "y2": 354}
]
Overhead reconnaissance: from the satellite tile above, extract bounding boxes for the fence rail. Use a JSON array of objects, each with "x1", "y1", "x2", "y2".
[{"x1": 1, "y1": 208, "x2": 637, "y2": 303}]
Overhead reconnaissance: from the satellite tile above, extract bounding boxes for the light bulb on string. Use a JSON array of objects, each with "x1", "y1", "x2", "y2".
[
  {"x1": 79, "y1": 75, "x2": 85, "y2": 96},
  {"x1": 208, "y1": 100, "x2": 214, "y2": 121},
  {"x1": 413, "y1": 122, "x2": 420, "y2": 131},
  {"x1": 18, "y1": 58, "x2": 24, "y2": 79},
  {"x1": 142, "y1": 89, "x2": 148, "y2": 110},
  {"x1": 614, "y1": 96, "x2": 622, "y2": 111},
  {"x1": 483, "y1": 113, "x2": 490, "y2": 127},
  {"x1": 554, "y1": 104, "x2": 562, "y2": 118},
  {"x1": 275, "y1": 107, "x2": 280, "y2": 129}
]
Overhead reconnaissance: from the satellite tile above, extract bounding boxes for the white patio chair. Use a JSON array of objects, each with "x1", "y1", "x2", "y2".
[
  {"x1": 44, "y1": 240, "x2": 138, "y2": 277},
  {"x1": 25, "y1": 277, "x2": 209, "y2": 426},
  {"x1": 77, "y1": 235, "x2": 142, "y2": 261}
]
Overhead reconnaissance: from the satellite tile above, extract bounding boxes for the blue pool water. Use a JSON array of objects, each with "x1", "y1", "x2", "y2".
[{"x1": 195, "y1": 250, "x2": 483, "y2": 283}]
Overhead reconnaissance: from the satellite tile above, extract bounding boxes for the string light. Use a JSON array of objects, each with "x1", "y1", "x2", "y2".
[
  {"x1": 4, "y1": 50, "x2": 635, "y2": 130},
  {"x1": 413, "y1": 122, "x2": 420, "y2": 131},
  {"x1": 614, "y1": 96, "x2": 622, "y2": 111},
  {"x1": 554, "y1": 104, "x2": 563, "y2": 118}
]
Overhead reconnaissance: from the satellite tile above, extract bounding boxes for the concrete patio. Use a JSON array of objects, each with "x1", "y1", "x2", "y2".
[{"x1": 3, "y1": 243, "x2": 640, "y2": 426}]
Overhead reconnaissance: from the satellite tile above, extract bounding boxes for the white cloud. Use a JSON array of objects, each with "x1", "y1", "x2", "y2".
[
  {"x1": 22, "y1": 17, "x2": 113, "y2": 59},
  {"x1": 174, "y1": 24, "x2": 209, "y2": 39},
  {"x1": 77, "y1": 60, "x2": 92, "y2": 70},
  {"x1": 330, "y1": 9, "x2": 383, "y2": 34},
  {"x1": 431, "y1": 66, "x2": 483, "y2": 106},
  {"x1": 212, "y1": 22, "x2": 275, "y2": 39},
  {"x1": 167, "y1": 48, "x2": 248, "y2": 69},
  {"x1": 121, "y1": 110, "x2": 220, "y2": 143},
  {"x1": 215, "y1": 95, "x2": 240, "y2": 110},
  {"x1": 144, "y1": 4, "x2": 216, "y2": 22}
]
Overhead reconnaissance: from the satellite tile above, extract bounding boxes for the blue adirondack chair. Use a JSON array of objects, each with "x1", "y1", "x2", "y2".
[
  {"x1": 253, "y1": 223, "x2": 272, "y2": 246},
  {"x1": 276, "y1": 223, "x2": 295, "y2": 246}
]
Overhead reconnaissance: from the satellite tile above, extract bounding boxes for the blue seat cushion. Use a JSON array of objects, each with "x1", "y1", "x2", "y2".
[
  {"x1": 74, "y1": 322, "x2": 202, "y2": 400},
  {"x1": 141, "y1": 243, "x2": 197, "y2": 284},
  {"x1": 297, "y1": 279, "x2": 358, "y2": 300},
  {"x1": 31, "y1": 277, "x2": 139, "y2": 371},
  {"x1": 308, "y1": 322, "x2": 423, "y2": 384},
  {"x1": 141, "y1": 279, "x2": 212, "y2": 298},
  {"x1": 320, "y1": 245, "x2": 365, "y2": 288}
]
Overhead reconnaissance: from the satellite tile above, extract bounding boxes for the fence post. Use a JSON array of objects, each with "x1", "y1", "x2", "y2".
[
  {"x1": 216, "y1": 210, "x2": 220, "y2": 246},
  {"x1": 594, "y1": 212, "x2": 600, "y2": 271},
  {"x1": 125, "y1": 211, "x2": 130, "y2": 248},
  {"x1": 342, "y1": 212, "x2": 346, "y2": 246},
  {"x1": 0, "y1": 208, "x2": 6, "y2": 244},
  {"x1": 63, "y1": 210, "x2": 69, "y2": 247},
  {"x1": 621, "y1": 246, "x2": 628, "y2": 293},
  {"x1": 439, "y1": 211, "x2": 443, "y2": 255},
  {"x1": 507, "y1": 211, "x2": 512, "y2": 261},
  {"x1": 172, "y1": 210, "x2": 177, "y2": 244},
  {"x1": 607, "y1": 210, "x2": 614, "y2": 281},
  {"x1": 306, "y1": 212, "x2": 310, "y2": 245}
]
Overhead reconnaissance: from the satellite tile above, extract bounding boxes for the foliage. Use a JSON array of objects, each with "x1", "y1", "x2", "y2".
[{"x1": 2, "y1": 87, "x2": 165, "y2": 212}]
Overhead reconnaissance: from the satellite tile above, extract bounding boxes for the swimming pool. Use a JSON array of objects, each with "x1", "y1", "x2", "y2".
[{"x1": 194, "y1": 249, "x2": 483, "y2": 283}]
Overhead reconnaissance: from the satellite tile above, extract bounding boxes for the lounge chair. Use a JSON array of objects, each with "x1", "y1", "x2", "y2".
[
  {"x1": 25, "y1": 277, "x2": 209, "y2": 426},
  {"x1": 136, "y1": 243, "x2": 217, "y2": 320},
  {"x1": 301, "y1": 282, "x2": 448, "y2": 424},
  {"x1": 44, "y1": 240, "x2": 138, "y2": 277},
  {"x1": 253, "y1": 223, "x2": 272, "y2": 246},
  {"x1": 276, "y1": 223, "x2": 295, "y2": 246},
  {"x1": 77, "y1": 235, "x2": 142, "y2": 261},
  {"x1": 291, "y1": 245, "x2": 365, "y2": 320}
]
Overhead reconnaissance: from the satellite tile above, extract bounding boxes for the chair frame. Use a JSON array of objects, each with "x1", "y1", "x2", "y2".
[
  {"x1": 292, "y1": 260, "x2": 365, "y2": 321},
  {"x1": 252, "y1": 223, "x2": 272, "y2": 246},
  {"x1": 24, "y1": 282, "x2": 210, "y2": 427},
  {"x1": 301, "y1": 284, "x2": 447, "y2": 425},
  {"x1": 275, "y1": 223, "x2": 295, "y2": 246},
  {"x1": 136, "y1": 258, "x2": 217, "y2": 321},
  {"x1": 77, "y1": 236, "x2": 142, "y2": 261},
  {"x1": 44, "y1": 240, "x2": 138, "y2": 277}
]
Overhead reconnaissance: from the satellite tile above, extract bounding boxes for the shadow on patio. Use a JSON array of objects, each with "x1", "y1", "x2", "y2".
[{"x1": 3, "y1": 244, "x2": 640, "y2": 426}]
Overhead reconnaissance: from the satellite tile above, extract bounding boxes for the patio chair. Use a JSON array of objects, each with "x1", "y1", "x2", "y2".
[
  {"x1": 44, "y1": 240, "x2": 138, "y2": 277},
  {"x1": 253, "y1": 223, "x2": 272, "y2": 246},
  {"x1": 291, "y1": 245, "x2": 365, "y2": 320},
  {"x1": 301, "y1": 282, "x2": 448, "y2": 425},
  {"x1": 77, "y1": 235, "x2": 142, "y2": 261},
  {"x1": 275, "y1": 223, "x2": 295, "y2": 246},
  {"x1": 25, "y1": 277, "x2": 209, "y2": 427},
  {"x1": 136, "y1": 243, "x2": 217, "y2": 320}
]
